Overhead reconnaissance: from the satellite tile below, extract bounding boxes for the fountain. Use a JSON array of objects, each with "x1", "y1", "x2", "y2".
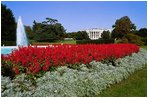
[
  {"x1": 1, "y1": 16, "x2": 29, "y2": 54},
  {"x1": 16, "y1": 16, "x2": 28, "y2": 46}
]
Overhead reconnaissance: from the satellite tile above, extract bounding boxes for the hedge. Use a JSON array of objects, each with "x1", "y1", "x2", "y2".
[{"x1": 76, "y1": 39, "x2": 114, "y2": 44}]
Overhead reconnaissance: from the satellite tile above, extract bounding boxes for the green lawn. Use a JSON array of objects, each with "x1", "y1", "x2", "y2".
[
  {"x1": 31, "y1": 40, "x2": 76, "y2": 45},
  {"x1": 98, "y1": 66, "x2": 147, "y2": 97},
  {"x1": 50, "y1": 40, "x2": 76, "y2": 44}
]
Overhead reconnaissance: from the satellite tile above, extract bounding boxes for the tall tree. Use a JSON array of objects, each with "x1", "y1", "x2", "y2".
[
  {"x1": 101, "y1": 30, "x2": 110, "y2": 39},
  {"x1": 137, "y1": 28, "x2": 147, "y2": 45},
  {"x1": 33, "y1": 18, "x2": 66, "y2": 42},
  {"x1": 137, "y1": 28, "x2": 147, "y2": 37},
  {"x1": 75, "y1": 31, "x2": 90, "y2": 40},
  {"x1": 64, "y1": 32, "x2": 77, "y2": 39},
  {"x1": 44, "y1": 17, "x2": 58, "y2": 25},
  {"x1": 112, "y1": 16, "x2": 136, "y2": 39},
  {"x1": 25, "y1": 25, "x2": 34, "y2": 40},
  {"x1": 1, "y1": 4, "x2": 16, "y2": 41},
  {"x1": 52, "y1": 23, "x2": 66, "y2": 40}
]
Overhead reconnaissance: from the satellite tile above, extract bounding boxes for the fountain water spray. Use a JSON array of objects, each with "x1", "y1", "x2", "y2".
[{"x1": 16, "y1": 16, "x2": 28, "y2": 46}]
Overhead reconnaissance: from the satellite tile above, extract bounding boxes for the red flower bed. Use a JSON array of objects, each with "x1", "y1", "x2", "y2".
[{"x1": 1, "y1": 44, "x2": 139, "y2": 74}]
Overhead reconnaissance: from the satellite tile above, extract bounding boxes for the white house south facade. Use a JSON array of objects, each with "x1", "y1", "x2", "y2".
[{"x1": 84, "y1": 28, "x2": 112, "y2": 40}]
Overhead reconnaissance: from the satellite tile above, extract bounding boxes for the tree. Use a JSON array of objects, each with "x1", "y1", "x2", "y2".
[
  {"x1": 137, "y1": 28, "x2": 147, "y2": 37},
  {"x1": 43, "y1": 17, "x2": 58, "y2": 25},
  {"x1": 33, "y1": 18, "x2": 66, "y2": 42},
  {"x1": 130, "y1": 28, "x2": 147, "y2": 45},
  {"x1": 1, "y1": 4, "x2": 16, "y2": 41},
  {"x1": 64, "y1": 32, "x2": 77, "y2": 39},
  {"x1": 137, "y1": 28, "x2": 147, "y2": 45},
  {"x1": 33, "y1": 22, "x2": 56, "y2": 42},
  {"x1": 101, "y1": 30, "x2": 110, "y2": 39},
  {"x1": 112, "y1": 16, "x2": 136, "y2": 39},
  {"x1": 32, "y1": 20, "x2": 43, "y2": 33},
  {"x1": 75, "y1": 31, "x2": 90, "y2": 40},
  {"x1": 52, "y1": 23, "x2": 66, "y2": 40},
  {"x1": 125, "y1": 33, "x2": 144, "y2": 46},
  {"x1": 25, "y1": 25, "x2": 34, "y2": 40}
]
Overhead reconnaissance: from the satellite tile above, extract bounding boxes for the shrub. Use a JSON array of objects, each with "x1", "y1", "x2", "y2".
[
  {"x1": 75, "y1": 31, "x2": 90, "y2": 40},
  {"x1": 76, "y1": 39, "x2": 114, "y2": 44}
]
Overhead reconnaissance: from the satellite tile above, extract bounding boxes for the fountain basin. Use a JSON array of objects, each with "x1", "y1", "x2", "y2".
[
  {"x1": 1, "y1": 46, "x2": 18, "y2": 55},
  {"x1": 1, "y1": 45, "x2": 53, "y2": 55}
]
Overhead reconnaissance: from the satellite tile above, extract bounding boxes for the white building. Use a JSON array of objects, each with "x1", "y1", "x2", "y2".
[{"x1": 84, "y1": 28, "x2": 112, "y2": 40}]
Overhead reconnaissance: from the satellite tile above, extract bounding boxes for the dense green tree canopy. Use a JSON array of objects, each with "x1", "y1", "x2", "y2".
[
  {"x1": 112, "y1": 16, "x2": 136, "y2": 39},
  {"x1": 44, "y1": 17, "x2": 58, "y2": 25},
  {"x1": 64, "y1": 32, "x2": 77, "y2": 39},
  {"x1": 1, "y1": 4, "x2": 16, "y2": 41},
  {"x1": 101, "y1": 30, "x2": 111, "y2": 39},
  {"x1": 33, "y1": 18, "x2": 66, "y2": 42},
  {"x1": 25, "y1": 25, "x2": 34, "y2": 40},
  {"x1": 137, "y1": 28, "x2": 147, "y2": 37},
  {"x1": 125, "y1": 33, "x2": 144, "y2": 46},
  {"x1": 75, "y1": 31, "x2": 90, "y2": 40}
]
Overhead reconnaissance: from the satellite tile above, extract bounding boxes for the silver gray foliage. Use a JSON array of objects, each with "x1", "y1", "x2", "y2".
[{"x1": 1, "y1": 48, "x2": 147, "y2": 97}]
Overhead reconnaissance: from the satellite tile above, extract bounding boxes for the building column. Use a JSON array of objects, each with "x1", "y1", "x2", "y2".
[
  {"x1": 89, "y1": 32, "x2": 91, "y2": 39},
  {"x1": 89, "y1": 32, "x2": 90, "y2": 39},
  {"x1": 94, "y1": 32, "x2": 95, "y2": 39},
  {"x1": 90, "y1": 32, "x2": 91, "y2": 39},
  {"x1": 97, "y1": 32, "x2": 99, "y2": 38},
  {"x1": 94, "y1": 32, "x2": 96, "y2": 39},
  {"x1": 90, "y1": 32, "x2": 92, "y2": 39},
  {"x1": 99, "y1": 32, "x2": 101, "y2": 38}
]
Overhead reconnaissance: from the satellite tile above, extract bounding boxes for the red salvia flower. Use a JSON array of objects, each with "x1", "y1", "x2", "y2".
[{"x1": 1, "y1": 44, "x2": 140, "y2": 74}]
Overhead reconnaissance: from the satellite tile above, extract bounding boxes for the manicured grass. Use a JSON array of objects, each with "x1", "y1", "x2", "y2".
[
  {"x1": 98, "y1": 66, "x2": 147, "y2": 97},
  {"x1": 31, "y1": 40, "x2": 76, "y2": 45},
  {"x1": 51, "y1": 40, "x2": 76, "y2": 44}
]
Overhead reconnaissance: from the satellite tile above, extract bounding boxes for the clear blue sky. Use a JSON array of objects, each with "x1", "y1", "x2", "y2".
[{"x1": 1, "y1": 1, "x2": 147, "y2": 32}]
